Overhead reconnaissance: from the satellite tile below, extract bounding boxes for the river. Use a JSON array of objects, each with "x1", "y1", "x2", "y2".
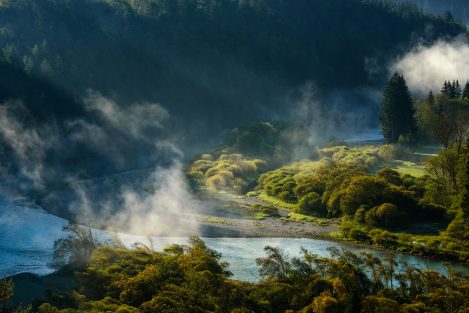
[{"x1": 1, "y1": 198, "x2": 468, "y2": 282}]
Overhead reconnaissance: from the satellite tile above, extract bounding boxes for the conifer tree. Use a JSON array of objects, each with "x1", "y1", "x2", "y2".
[
  {"x1": 427, "y1": 90, "x2": 435, "y2": 106},
  {"x1": 441, "y1": 81, "x2": 450, "y2": 97},
  {"x1": 453, "y1": 80, "x2": 462, "y2": 98},
  {"x1": 380, "y1": 73, "x2": 416, "y2": 143},
  {"x1": 463, "y1": 81, "x2": 469, "y2": 100}
]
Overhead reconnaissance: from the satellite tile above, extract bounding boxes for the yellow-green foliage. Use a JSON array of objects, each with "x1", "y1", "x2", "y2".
[
  {"x1": 39, "y1": 238, "x2": 469, "y2": 313},
  {"x1": 257, "y1": 158, "x2": 359, "y2": 209},
  {"x1": 258, "y1": 160, "x2": 327, "y2": 198},
  {"x1": 389, "y1": 160, "x2": 426, "y2": 177},
  {"x1": 258, "y1": 191, "x2": 297, "y2": 210},
  {"x1": 282, "y1": 212, "x2": 329, "y2": 225},
  {"x1": 188, "y1": 153, "x2": 266, "y2": 193},
  {"x1": 248, "y1": 204, "x2": 279, "y2": 220},
  {"x1": 202, "y1": 216, "x2": 234, "y2": 225},
  {"x1": 318, "y1": 145, "x2": 380, "y2": 169},
  {"x1": 258, "y1": 145, "x2": 429, "y2": 215}
]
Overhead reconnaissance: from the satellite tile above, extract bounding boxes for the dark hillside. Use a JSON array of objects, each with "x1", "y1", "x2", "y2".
[
  {"x1": 0, "y1": 0, "x2": 465, "y2": 126},
  {"x1": 0, "y1": 0, "x2": 466, "y2": 193}
]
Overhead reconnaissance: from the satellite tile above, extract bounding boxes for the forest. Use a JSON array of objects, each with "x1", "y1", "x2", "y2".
[{"x1": 0, "y1": 0, "x2": 465, "y2": 128}]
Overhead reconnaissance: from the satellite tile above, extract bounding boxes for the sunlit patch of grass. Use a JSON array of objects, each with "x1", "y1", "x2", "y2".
[
  {"x1": 252, "y1": 212, "x2": 270, "y2": 220},
  {"x1": 248, "y1": 204, "x2": 279, "y2": 220},
  {"x1": 411, "y1": 145, "x2": 442, "y2": 156},
  {"x1": 328, "y1": 231, "x2": 348, "y2": 240},
  {"x1": 258, "y1": 191, "x2": 297, "y2": 210},
  {"x1": 387, "y1": 160, "x2": 426, "y2": 177},
  {"x1": 201, "y1": 216, "x2": 235, "y2": 225},
  {"x1": 281, "y1": 212, "x2": 329, "y2": 226}
]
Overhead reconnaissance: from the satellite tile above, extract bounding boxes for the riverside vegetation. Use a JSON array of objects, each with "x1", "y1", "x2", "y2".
[
  {"x1": 2, "y1": 237, "x2": 469, "y2": 313},
  {"x1": 187, "y1": 78, "x2": 469, "y2": 264}
]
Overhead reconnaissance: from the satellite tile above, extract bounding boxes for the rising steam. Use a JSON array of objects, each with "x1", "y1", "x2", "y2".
[{"x1": 0, "y1": 92, "x2": 200, "y2": 236}]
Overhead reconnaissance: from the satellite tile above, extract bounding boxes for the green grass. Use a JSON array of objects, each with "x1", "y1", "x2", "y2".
[
  {"x1": 281, "y1": 212, "x2": 329, "y2": 226},
  {"x1": 201, "y1": 216, "x2": 234, "y2": 225},
  {"x1": 387, "y1": 160, "x2": 426, "y2": 177},
  {"x1": 411, "y1": 145, "x2": 442, "y2": 156},
  {"x1": 328, "y1": 231, "x2": 347, "y2": 240},
  {"x1": 247, "y1": 204, "x2": 280, "y2": 220},
  {"x1": 252, "y1": 212, "x2": 270, "y2": 220},
  {"x1": 258, "y1": 191, "x2": 297, "y2": 210}
]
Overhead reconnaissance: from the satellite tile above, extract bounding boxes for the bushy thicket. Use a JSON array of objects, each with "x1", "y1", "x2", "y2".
[
  {"x1": 257, "y1": 145, "x2": 434, "y2": 221},
  {"x1": 258, "y1": 160, "x2": 440, "y2": 224},
  {"x1": 318, "y1": 146, "x2": 381, "y2": 169},
  {"x1": 32, "y1": 239, "x2": 469, "y2": 313},
  {"x1": 188, "y1": 153, "x2": 266, "y2": 193}
]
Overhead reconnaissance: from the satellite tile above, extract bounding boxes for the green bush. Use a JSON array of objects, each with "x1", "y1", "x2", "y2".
[
  {"x1": 296, "y1": 192, "x2": 324, "y2": 215},
  {"x1": 375, "y1": 203, "x2": 400, "y2": 227},
  {"x1": 188, "y1": 153, "x2": 266, "y2": 193},
  {"x1": 340, "y1": 222, "x2": 370, "y2": 241},
  {"x1": 354, "y1": 206, "x2": 367, "y2": 224},
  {"x1": 376, "y1": 167, "x2": 403, "y2": 186},
  {"x1": 339, "y1": 176, "x2": 386, "y2": 216},
  {"x1": 370, "y1": 229, "x2": 398, "y2": 248}
]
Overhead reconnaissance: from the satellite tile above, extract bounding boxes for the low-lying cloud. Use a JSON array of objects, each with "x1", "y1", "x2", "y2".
[
  {"x1": 0, "y1": 101, "x2": 58, "y2": 191},
  {"x1": 0, "y1": 92, "x2": 200, "y2": 236},
  {"x1": 392, "y1": 38, "x2": 469, "y2": 94}
]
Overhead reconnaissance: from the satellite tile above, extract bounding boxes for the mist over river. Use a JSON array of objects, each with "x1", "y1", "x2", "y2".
[{"x1": 1, "y1": 197, "x2": 468, "y2": 282}]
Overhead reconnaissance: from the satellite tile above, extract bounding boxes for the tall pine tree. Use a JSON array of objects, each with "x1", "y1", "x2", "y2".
[
  {"x1": 463, "y1": 81, "x2": 469, "y2": 100},
  {"x1": 380, "y1": 73, "x2": 416, "y2": 143},
  {"x1": 453, "y1": 80, "x2": 462, "y2": 98},
  {"x1": 441, "y1": 81, "x2": 451, "y2": 97},
  {"x1": 427, "y1": 90, "x2": 435, "y2": 106}
]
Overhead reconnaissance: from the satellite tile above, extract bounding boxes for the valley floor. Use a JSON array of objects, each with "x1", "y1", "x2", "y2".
[{"x1": 196, "y1": 191, "x2": 338, "y2": 238}]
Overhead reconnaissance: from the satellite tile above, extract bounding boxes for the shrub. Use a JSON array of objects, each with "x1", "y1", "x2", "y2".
[
  {"x1": 378, "y1": 144, "x2": 395, "y2": 161},
  {"x1": 188, "y1": 153, "x2": 266, "y2": 193},
  {"x1": 419, "y1": 202, "x2": 447, "y2": 221},
  {"x1": 376, "y1": 167, "x2": 402, "y2": 186},
  {"x1": 446, "y1": 214, "x2": 469, "y2": 240},
  {"x1": 293, "y1": 177, "x2": 324, "y2": 198},
  {"x1": 361, "y1": 295, "x2": 399, "y2": 313},
  {"x1": 310, "y1": 292, "x2": 340, "y2": 313},
  {"x1": 278, "y1": 190, "x2": 297, "y2": 203},
  {"x1": 365, "y1": 207, "x2": 378, "y2": 225},
  {"x1": 340, "y1": 176, "x2": 386, "y2": 216},
  {"x1": 296, "y1": 192, "x2": 324, "y2": 215},
  {"x1": 340, "y1": 222, "x2": 370, "y2": 241},
  {"x1": 376, "y1": 203, "x2": 399, "y2": 227},
  {"x1": 370, "y1": 229, "x2": 398, "y2": 248},
  {"x1": 354, "y1": 206, "x2": 367, "y2": 224}
]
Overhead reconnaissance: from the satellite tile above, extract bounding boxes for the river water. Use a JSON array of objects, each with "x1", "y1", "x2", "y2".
[{"x1": 0, "y1": 198, "x2": 468, "y2": 282}]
